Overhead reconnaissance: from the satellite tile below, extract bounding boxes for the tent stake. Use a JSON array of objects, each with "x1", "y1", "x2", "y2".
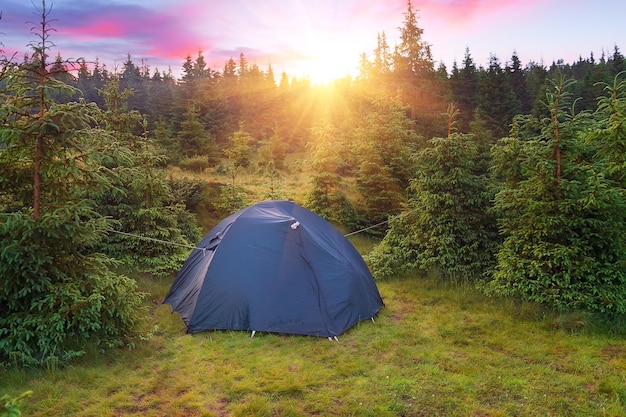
[{"x1": 251, "y1": 330, "x2": 256, "y2": 338}]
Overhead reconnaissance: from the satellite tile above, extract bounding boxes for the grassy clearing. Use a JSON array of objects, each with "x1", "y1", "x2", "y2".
[{"x1": 2, "y1": 270, "x2": 625, "y2": 417}]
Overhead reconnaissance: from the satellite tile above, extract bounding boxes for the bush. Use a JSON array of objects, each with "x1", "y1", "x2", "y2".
[
  {"x1": 0, "y1": 205, "x2": 145, "y2": 368},
  {"x1": 166, "y1": 176, "x2": 209, "y2": 212},
  {"x1": 100, "y1": 204, "x2": 200, "y2": 277},
  {"x1": 178, "y1": 155, "x2": 210, "y2": 173}
]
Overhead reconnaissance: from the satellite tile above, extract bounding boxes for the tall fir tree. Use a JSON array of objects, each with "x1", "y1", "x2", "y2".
[
  {"x1": 92, "y1": 77, "x2": 201, "y2": 277},
  {"x1": 450, "y1": 48, "x2": 479, "y2": 132},
  {"x1": 487, "y1": 76, "x2": 626, "y2": 314},
  {"x1": 474, "y1": 54, "x2": 521, "y2": 139},
  {"x1": 0, "y1": 1, "x2": 144, "y2": 366},
  {"x1": 367, "y1": 125, "x2": 499, "y2": 280},
  {"x1": 304, "y1": 123, "x2": 356, "y2": 226}
]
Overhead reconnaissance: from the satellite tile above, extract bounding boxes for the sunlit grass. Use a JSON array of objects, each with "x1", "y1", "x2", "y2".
[
  {"x1": 2, "y1": 270, "x2": 625, "y2": 417},
  {"x1": 3, "y1": 160, "x2": 624, "y2": 416}
]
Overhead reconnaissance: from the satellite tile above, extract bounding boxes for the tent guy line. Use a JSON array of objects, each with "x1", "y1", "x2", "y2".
[
  {"x1": 108, "y1": 229, "x2": 207, "y2": 252},
  {"x1": 343, "y1": 203, "x2": 429, "y2": 237},
  {"x1": 108, "y1": 203, "x2": 428, "y2": 252}
]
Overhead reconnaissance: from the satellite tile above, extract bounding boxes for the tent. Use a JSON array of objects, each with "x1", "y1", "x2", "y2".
[{"x1": 163, "y1": 200, "x2": 383, "y2": 338}]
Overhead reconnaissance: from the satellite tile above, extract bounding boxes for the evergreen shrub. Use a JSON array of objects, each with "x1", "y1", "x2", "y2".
[{"x1": 0, "y1": 204, "x2": 145, "y2": 367}]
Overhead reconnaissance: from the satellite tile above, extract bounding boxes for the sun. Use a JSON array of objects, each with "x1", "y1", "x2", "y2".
[{"x1": 299, "y1": 37, "x2": 355, "y2": 85}]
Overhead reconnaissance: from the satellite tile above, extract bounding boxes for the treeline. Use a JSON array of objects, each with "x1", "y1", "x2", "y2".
[
  {"x1": 1, "y1": 1, "x2": 625, "y2": 367},
  {"x1": 46, "y1": 21, "x2": 626, "y2": 159},
  {"x1": 45, "y1": 9, "x2": 626, "y2": 230}
]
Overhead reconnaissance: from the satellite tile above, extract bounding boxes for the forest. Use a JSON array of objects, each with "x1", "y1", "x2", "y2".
[{"x1": 1, "y1": 0, "x2": 626, "y2": 369}]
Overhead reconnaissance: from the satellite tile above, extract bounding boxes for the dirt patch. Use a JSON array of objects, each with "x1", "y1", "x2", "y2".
[{"x1": 601, "y1": 344, "x2": 626, "y2": 359}]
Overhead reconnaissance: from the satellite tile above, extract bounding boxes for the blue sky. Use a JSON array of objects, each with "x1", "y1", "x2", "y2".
[{"x1": 1, "y1": 0, "x2": 624, "y2": 83}]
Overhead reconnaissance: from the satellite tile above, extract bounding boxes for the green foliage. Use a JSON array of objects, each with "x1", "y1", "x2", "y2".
[
  {"x1": 100, "y1": 205, "x2": 199, "y2": 277},
  {"x1": 257, "y1": 126, "x2": 288, "y2": 170},
  {"x1": 90, "y1": 164, "x2": 200, "y2": 277},
  {"x1": 258, "y1": 160, "x2": 285, "y2": 201},
  {"x1": 395, "y1": 0, "x2": 434, "y2": 76},
  {"x1": 368, "y1": 132, "x2": 499, "y2": 280},
  {"x1": 352, "y1": 96, "x2": 415, "y2": 228},
  {"x1": 223, "y1": 122, "x2": 253, "y2": 186},
  {"x1": 167, "y1": 176, "x2": 209, "y2": 213},
  {"x1": 90, "y1": 77, "x2": 201, "y2": 277},
  {"x1": 175, "y1": 103, "x2": 217, "y2": 162},
  {"x1": 0, "y1": 73, "x2": 122, "y2": 213},
  {"x1": 305, "y1": 173, "x2": 357, "y2": 226},
  {"x1": 1, "y1": 390, "x2": 32, "y2": 417},
  {"x1": 177, "y1": 155, "x2": 210, "y2": 173},
  {"x1": 212, "y1": 184, "x2": 248, "y2": 218},
  {"x1": 304, "y1": 124, "x2": 357, "y2": 226},
  {"x1": 474, "y1": 55, "x2": 521, "y2": 138},
  {"x1": 486, "y1": 76, "x2": 626, "y2": 314},
  {"x1": 355, "y1": 157, "x2": 404, "y2": 233},
  {"x1": 0, "y1": 3, "x2": 145, "y2": 367},
  {"x1": 0, "y1": 205, "x2": 145, "y2": 367},
  {"x1": 589, "y1": 71, "x2": 626, "y2": 185}
]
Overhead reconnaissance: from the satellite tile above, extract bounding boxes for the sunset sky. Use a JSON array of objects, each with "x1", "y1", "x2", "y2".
[{"x1": 1, "y1": 0, "x2": 624, "y2": 84}]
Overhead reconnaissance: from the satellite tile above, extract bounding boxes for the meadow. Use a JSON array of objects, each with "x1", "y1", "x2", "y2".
[
  {"x1": 2, "y1": 257, "x2": 625, "y2": 416},
  {"x1": 2, "y1": 168, "x2": 626, "y2": 417}
]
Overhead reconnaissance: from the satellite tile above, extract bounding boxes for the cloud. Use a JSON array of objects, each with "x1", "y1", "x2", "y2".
[
  {"x1": 1, "y1": 0, "x2": 554, "y2": 79},
  {"x1": 417, "y1": 0, "x2": 543, "y2": 29},
  {"x1": 53, "y1": 1, "x2": 209, "y2": 58},
  {"x1": 1, "y1": 0, "x2": 212, "y2": 71}
]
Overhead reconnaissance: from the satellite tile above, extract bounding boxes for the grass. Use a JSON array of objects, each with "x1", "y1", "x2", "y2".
[
  {"x1": 2, "y1": 165, "x2": 625, "y2": 416},
  {"x1": 2, "y1": 270, "x2": 625, "y2": 417}
]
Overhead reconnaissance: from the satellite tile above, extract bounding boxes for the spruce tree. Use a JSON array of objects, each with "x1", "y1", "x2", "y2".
[
  {"x1": 91, "y1": 77, "x2": 201, "y2": 277},
  {"x1": 304, "y1": 124, "x2": 356, "y2": 226},
  {"x1": 0, "y1": 1, "x2": 143, "y2": 366},
  {"x1": 450, "y1": 48, "x2": 479, "y2": 132},
  {"x1": 353, "y1": 96, "x2": 415, "y2": 229},
  {"x1": 395, "y1": 0, "x2": 433, "y2": 77},
  {"x1": 391, "y1": 0, "x2": 447, "y2": 137},
  {"x1": 368, "y1": 110, "x2": 499, "y2": 280},
  {"x1": 474, "y1": 54, "x2": 521, "y2": 139},
  {"x1": 486, "y1": 76, "x2": 626, "y2": 314}
]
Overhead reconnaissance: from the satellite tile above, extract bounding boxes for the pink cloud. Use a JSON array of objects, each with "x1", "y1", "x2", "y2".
[
  {"x1": 61, "y1": 21, "x2": 126, "y2": 39},
  {"x1": 50, "y1": 2, "x2": 211, "y2": 61},
  {"x1": 417, "y1": 0, "x2": 543, "y2": 29}
]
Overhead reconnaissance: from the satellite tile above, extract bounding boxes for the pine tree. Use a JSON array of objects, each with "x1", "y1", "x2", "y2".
[
  {"x1": 0, "y1": 1, "x2": 144, "y2": 366},
  {"x1": 176, "y1": 102, "x2": 216, "y2": 161},
  {"x1": 395, "y1": 0, "x2": 433, "y2": 78},
  {"x1": 450, "y1": 48, "x2": 479, "y2": 132},
  {"x1": 223, "y1": 122, "x2": 253, "y2": 187},
  {"x1": 304, "y1": 124, "x2": 356, "y2": 226},
  {"x1": 524, "y1": 61, "x2": 549, "y2": 117},
  {"x1": 474, "y1": 54, "x2": 521, "y2": 139},
  {"x1": 591, "y1": 72, "x2": 626, "y2": 186},
  {"x1": 486, "y1": 76, "x2": 626, "y2": 314},
  {"x1": 367, "y1": 126, "x2": 499, "y2": 280},
  {"x1": 376, "y1": 32, "x2": 390, "y2": 72},
  {"x1": 92, "y1": 78, "x2": 200, "y2": 277},
  {"x1": 391, "y1": 0, "x2": 446, "y2": 137},
  {"x1": 352, "y1": 96, "x2": 416, "y2": 228},
  {"x1": 507, "y1": 51, "x2": 532, "y2": 114}
]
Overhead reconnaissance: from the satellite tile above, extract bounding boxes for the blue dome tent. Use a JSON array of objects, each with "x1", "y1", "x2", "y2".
[{"x1": 164, "y1": 200, "x2": 383, "y2": 338}]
